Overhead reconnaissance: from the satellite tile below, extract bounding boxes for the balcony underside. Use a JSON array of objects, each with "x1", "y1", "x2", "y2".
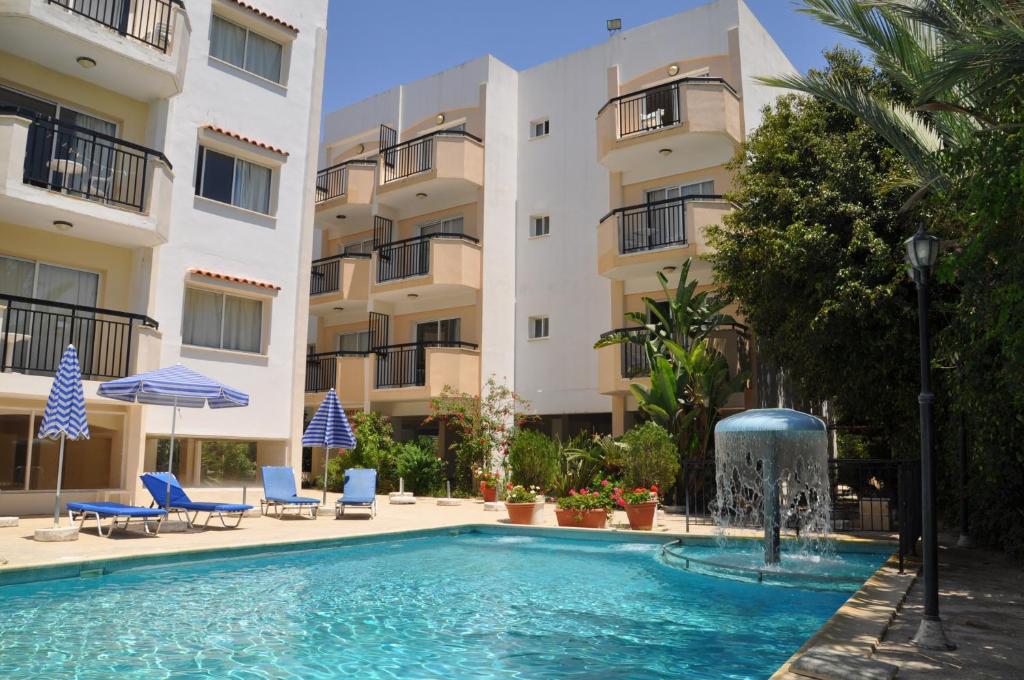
[
  {"x1": 600, "y1": 129, "x2": 737, "y2": 184},
  {"x1": 376, "y1": 175, "x2": 480, "y2": 219}
]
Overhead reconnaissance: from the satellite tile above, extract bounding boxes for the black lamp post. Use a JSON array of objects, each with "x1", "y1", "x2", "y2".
[{"x1": 905, "y1": 226, "x2": 955, "y2": 651}]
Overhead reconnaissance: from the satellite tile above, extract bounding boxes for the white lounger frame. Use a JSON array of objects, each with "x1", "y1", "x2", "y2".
[
  {"x1": 260, "y1": 498, "x2": 318, "y2": 519},
  {"x1": 68, "y1": 508, "x2": 165, "y2": 537},
  {"x1": 165, "y1": 506, "x2": 246, "y2": 529},
  {"x1": 335, "y1": 497, "x2": 377, "y2": 519}
]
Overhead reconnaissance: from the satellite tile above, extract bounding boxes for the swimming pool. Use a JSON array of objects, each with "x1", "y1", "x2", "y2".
[{"x1": 0, "y1": 528, "x2": 888, "y2": 679}]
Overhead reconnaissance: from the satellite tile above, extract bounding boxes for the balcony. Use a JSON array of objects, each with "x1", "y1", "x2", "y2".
[
  {"x1": 0, "y1": 0, "x2": 191, "y2": 100},
  {"x1": 597, "y1": 77, "x2": 742, "y2": 182},
  {"x1": 308, "y1": 253, "x2": 370, "y2": 316},
  {"x1": 376, "y1": 130, "x2": 484, "y2": 217},
  {"x1": 371, "y1": 234, "x2": 481, "y2": 304},
  {"x1": 304, "y1": 351, "x2": 368, "y2": 408},
  {"x1": 0, "y1": 293, "x2": 159, "y2": 399},
  {"x1": 314, "y1": 160, "x2": 376, "y2": 231},
  {"x1": 597, "y1": 328, "x2": 650, "y2": 395},
  {"x1": 597, "y1": 196, "x2": 731, "y2": 282},
  {"x1": 370, "y1": 342, "x2": 480, "y2": 402},
  {"x1": 0, "y1": 109, "x2": 173, "y2": 247}
]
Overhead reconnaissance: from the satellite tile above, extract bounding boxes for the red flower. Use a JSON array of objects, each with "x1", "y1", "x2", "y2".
[
  {"x1": 568, "y1": 489, "x2": 577, "y2": 496},
  {"x1": 506, "y1": 483, "x2": 514, "y2": 490},
  {"x1": 591, "y1": 492, "x2": 599, "y2": 497},
  {"x1": 613, "y1": 488, "x2": 622, "y2": 495},
  {"x1": 580, "y1": 488, "x2": 589, "y2": 495},
  {"x1": 616, "y1": 498, "x2": 626, "y2": 507},
  {"x1": 650, "y1": 484, "x2": 659, "y2": 493},
  {"x1": 600, "y1": 479, "x2": 610, "y2": 487},
  {"x1": 634, "y1": 487, "x2": 645, "y2": 494}
]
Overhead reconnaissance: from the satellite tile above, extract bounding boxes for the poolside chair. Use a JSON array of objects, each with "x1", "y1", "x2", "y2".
[
  {"x1": 66, "y1": 502, "x2": 167, "y2": 537},
  {"x1": 140, "y1": 472, "x2": 253, "y2": 529},
  {"x1": 336, "y1": 468, "x2": 377, "y2": 518},
  {"x1": 260, "y1": 466, "x2": 320, "y2": 519}
]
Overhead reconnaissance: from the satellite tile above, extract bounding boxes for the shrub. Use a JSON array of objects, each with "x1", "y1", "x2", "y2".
[
  {"x1": 557, "y1": 477, "x2": 618, "y2": 516},
  {"x1": 326, "y1": 412, "x2": 400, "y2": 492},
  {"x1": 508, "y1": 429, "x2": 559, "y2": 491},
  {"x1": 395, "y1": 441, "x2": 444, "y2": 495},
  {"x1": 615, "y1": 422, "x2": 679, "y2": 491},
  {"x1": 504, "y1": 484, "x2": 540, "y2": 504},
  {"x1": 552, "y1": 433, "x2": 614, "y2": 496}
]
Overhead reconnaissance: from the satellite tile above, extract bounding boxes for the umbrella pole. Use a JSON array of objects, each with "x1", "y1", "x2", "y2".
[
  {"x1": 52, "y1": 433, "x2": 66, "y2": 527},
  {"x1": 323, "y1": 447, "x2": 330, "y2": 506},
  {"x1": 167, "y1": 397, "x2": 178, "y2": 511}
]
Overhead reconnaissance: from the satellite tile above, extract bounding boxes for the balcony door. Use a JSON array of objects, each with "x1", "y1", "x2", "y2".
[
  {"x1": 0, "y1": 255, "x2": 99, "y2": 375},
  {"x1": 641, "y1": 180, "x2": 715, "y2": 250},
  {"x1": 414, "y1": 318, "x2": 460, "y2": 383}
]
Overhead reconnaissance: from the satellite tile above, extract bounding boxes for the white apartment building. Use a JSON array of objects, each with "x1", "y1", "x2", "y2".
[
  {"x1": 0, "y1": 0, "x2": 327, "y2": 516},
  {"x1": 307, "y1": 0, "x2": 794, "y2": 459}
]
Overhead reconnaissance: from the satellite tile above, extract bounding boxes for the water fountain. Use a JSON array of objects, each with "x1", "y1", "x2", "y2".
[{"x1": 713, "y1": 408, "x2": 831, "y2": 564}]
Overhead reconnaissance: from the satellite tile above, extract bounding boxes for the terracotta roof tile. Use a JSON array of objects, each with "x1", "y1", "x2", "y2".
[
  {"x1": 190, "y1": 268, "x2": 281, "y2": 291},
  {"x1": 225, "y1": 0, "x2": 298, "y2": 33},
  {"x1": 202, "y1": 125, "x2": 289, "y2": 157}
]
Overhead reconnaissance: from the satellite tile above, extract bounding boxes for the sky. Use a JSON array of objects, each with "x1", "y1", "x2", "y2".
[{"x1": 322, "y1": 0, "x2": 856, "y2": 114}]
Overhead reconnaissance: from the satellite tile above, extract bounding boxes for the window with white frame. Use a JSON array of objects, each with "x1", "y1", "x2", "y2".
[
  {"x1": 528, "y1": 316, "x2": 549, "y2": 340},
  {"x1": 195, "y1": 145, "x2": 274, "y2": 214},
  {"x1": 418, "y1": 215, "x2": 464, "y2": 237},
  {"x1": 341, "y1": 238, "x2": 374, "y2": 255},
  {"x1": 337, "y1": 330, "x2": 370, "y2": 352},
  {"x1": 530, "y1": 215, "x2": 550, "y2": 238},
  {"x1": 530, "y1": 119, "x2": 550, "y2": 138},
  {"x1": 182, "y1": 287, "x2": 263, "y2": 353},
  {"x1": 646, "y1": 180, "x2": 715, "y2": 203},
  {"x1": 210, "y1": 15, "x2": 285, "y2": 84}
]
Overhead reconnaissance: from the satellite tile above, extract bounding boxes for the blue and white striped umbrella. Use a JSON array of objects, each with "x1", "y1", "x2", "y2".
[
  {"x1": 38, "y1": 345, "x2": 89, "y2": 526},
  {"x1": 302, "y1": 388, "x2": 355, "y2": 504},
  {"x1": 97, "y1": 363, "x2": 249, "y2": 408}
]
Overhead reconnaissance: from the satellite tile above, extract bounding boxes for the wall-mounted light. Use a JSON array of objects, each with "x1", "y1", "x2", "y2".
[
  {"x1": 53, "y1": 220, "x2": 73, "y2": 231},
  {"x1": 662, "y1": 265, "x2": 677, "y2": 273},
  {"x1": 333, "y1": 306, "x2": 345, "y2": 312},
  {"x1": 407, "y1": 293, "x2": 419, "y2": 299},
  {"x1": 667, "y1": 64, "x2": 680, "y2": 76},
  {"x1": 607, "y1": 18, "x2": 622, "y2": 36},
  {"x1": 435, "y1": 113, "x2": 445, "y2": 125},
  {"x1": 356, "y1": 143, "x2": 365, "y2": 154},
  {"x1": 415, "y1": 192, "x2": 428, "y2": 199},
  {"x1": 76, "y1": 56, "x2": 97, "y2": 69},
  {"x1": 658, "y1": 148, "x2": 672, "y2": 156},
  {"x1": 335, "y1": 214, "x2": 346, "y2": 220}
]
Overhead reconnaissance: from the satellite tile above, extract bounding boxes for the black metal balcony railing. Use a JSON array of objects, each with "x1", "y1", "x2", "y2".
[
  {"x1": 304, "y1": 350, "x2": 369, "y2": 393},
  {"x1": 1, "y1": 294, "x2": 158, "y2": 380},
  {"x1": 4, "y1": 106, "x2": 171, "y2": 213},
  {"x1": 314, "y1": 160, "x2": 375, "y2": 204},
  {"x1": 380, "y1": 129, "x2": 482, "y2": 184},
  {"x1": 599, "y1": 76, "x2": 737, "y2": 138},
  {"x1": 309, "y1": 253, "x2": 370, "y2": 296},
  {"x1": 599, "y1": 327, "x2": 651, "y2": 378},
  {"x1": 376, "y1": 233, "x2": 479, "y2": 283},
  {"x1": 601, "y1": 195, "x2": 722, "y2": 254},
  {"x1": 48, "y1": 0, "x2": 182, "y2": 52},
  {"x1": 374, "y1": 341, "x2": 478, "y2": 389}
]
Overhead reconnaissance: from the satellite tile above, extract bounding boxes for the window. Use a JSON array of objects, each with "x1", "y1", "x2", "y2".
[
  {"x1": 529, "y1": 316, "x2": 550, "y2": 340},
  {"x1": 418, "y1": 215, "x2": 464, "y2": 237},
  {"x1": 338, "y1": 330, "x2": 370, "y2": 352},
  {"x1": 341, "y1": 238, "x2": 374, "y2": 255},
  {"x1": 195, "y1": 146, "x2": 273, "y2": 214},
  {"x1": 530, "y1": 215, "x2": 550, "y2": 238},
  {"x1": 199, "y1": 440, "x2": 258, "y2": 486},
  {"x1": 530, "y1": 119, "x2": 550, "y2": 138},
  {"x1": 1, "y1": 413, "x2": 118, "y2": 491},
  {"x1": 210, "y1": 15, "x2": 284, "y2": 84},
  {"x1": 646, "y1": 180, "x2": 715, "y2": 203},
  {"x1": 183, "y1": 287, "x2": 263, "y2": 353},
  {"x1": 415, "y1": 318, "x2": 460, "y2": 344}
]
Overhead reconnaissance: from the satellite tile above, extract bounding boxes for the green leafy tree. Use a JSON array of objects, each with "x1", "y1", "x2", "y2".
[
  {"x1": 612, "y1": 422, "x2": 680, "y2": 490},
  {"x1": 708, "y1": 48, "x2": 920, "y2": 457},
  {"x1": 507, "y1": 429, "x2": 559, "y2": 491},
  {"x1": 395, "y1": 439, "x2": 444, "y2": 496}
]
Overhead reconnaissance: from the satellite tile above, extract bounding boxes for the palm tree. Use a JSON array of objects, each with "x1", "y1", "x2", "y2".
[{"x1": 763, "y1": 0, "x2": 1023, "y2": 205}]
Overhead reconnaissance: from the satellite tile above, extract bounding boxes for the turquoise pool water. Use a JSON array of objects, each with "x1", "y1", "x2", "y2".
[{"x1": 0, "y1": 531, "x2": 887, "y2": 679}]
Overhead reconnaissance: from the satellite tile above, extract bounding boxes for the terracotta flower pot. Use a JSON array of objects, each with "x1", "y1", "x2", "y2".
[
  {"x1": 624, "y1": 500, "x2": 658, "y2": 530},
  {"x1": 506, "y1": 502, "x2": 541, "y2": 525},
  {"x1": 555, "y1": 508, "x2": 608, "y2": 529},
  {"x1": 480, "y1": 483, "x2": 497, "y2": 502}
]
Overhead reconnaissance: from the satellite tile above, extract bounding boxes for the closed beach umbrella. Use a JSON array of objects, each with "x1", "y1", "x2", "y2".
[
  {"x1": 98, "y1": 364, "x2": 248, "y2": 508},
  {"x1": 38, "y1": 345, "x2": 90, "y2": 527},
  {"x1": 302, "y1": 388, "x2": 356, "y2": 504}
]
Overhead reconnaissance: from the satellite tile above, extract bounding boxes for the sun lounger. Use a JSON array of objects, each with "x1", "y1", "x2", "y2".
[
  {"x1": 336, "y1": 468, "x2": 377, "y2": 518},
  {"x1": 260, "y1": 466, "x2": 319, "y2": 518},
  {"x1": 66, "y1": 501, "x2": 167, "y2": 537},
  {"x1": 140, "y1": 472, "x2": 252, "y2": 529}
]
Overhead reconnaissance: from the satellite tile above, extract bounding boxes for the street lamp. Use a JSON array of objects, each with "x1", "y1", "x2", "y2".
[{"x1": 905, "y1": 226, "x2": 955, "y2": 651}]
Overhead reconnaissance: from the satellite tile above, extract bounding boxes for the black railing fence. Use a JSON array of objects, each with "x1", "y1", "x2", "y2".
[
  {"x1": 314, "y1": 160, "x2": 375, "y2": 204},
  {"x1": 376, "y1": 233, "x2": 479, "y2": 283},
  {"x1": 5, "y1": 106, "x2": 170, "y2": 213},
  {"x1": 304, "y1": 350, "x2": 368, "y2": 393},
  {"x1": 309, "y1": 253, "x2": 370, "y2": 296},
  {"x1": 1, "y1": 294, "x2": 157, "y2": 380},
  {"x1": 380, "y1": 129, "x2": 482, "y2": 184},
  {"x1": 601, "y1": 195, "x2": 721, "y2": 254},
  {"x1": 600, "y1": 76, "x2": 737, "y2": 138},
  {"x1": 374, "y1": 341, "x2": 478, "y2": 389},
  {"x1": 48, "y1": 0, "x2": 182, "y2": 52}
]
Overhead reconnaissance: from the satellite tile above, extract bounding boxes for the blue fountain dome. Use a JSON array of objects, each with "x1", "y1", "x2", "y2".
[{"x1": 715, "y1": 408, "x2": 826, "y2": 434}]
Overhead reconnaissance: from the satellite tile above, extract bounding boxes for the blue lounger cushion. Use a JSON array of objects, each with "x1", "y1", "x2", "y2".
[
  {"x1": 140, "y1": 472, "x2": 253, "y2": 513},
  {"x1": 261, "y1": 466, "x2": 319, "y2": 504},
  {"x1": 66, "y1": 502, "x2": 167, "y2": 518},
  {"x1": 338, "y1": 468, "x2": 377, "y2": 505}
]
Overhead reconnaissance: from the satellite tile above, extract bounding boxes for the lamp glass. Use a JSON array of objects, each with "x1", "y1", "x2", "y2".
[{"x1": 905, "y1": 230, "x2": 939, "y2": 269}]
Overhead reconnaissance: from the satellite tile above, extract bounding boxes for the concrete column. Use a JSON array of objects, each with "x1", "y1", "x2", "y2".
[{"x1": 612, "y1": 396, "x2": 626, "y2": 437}]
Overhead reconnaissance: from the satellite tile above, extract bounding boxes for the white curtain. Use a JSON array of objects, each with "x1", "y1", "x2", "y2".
[
  {"x1": 222, "y1": 296, "x2": 261, "y2": 353},
  {"x1": 211, "y1": 16, "x2": 247, "y2": 68},
  {"x1": 233, "y1": 159, "x2": 271, "y2": 214},
  {"x1": 183, "y1": 288, "x2": 223, "y2": 349},
  {"x1": 245, "y1": 31, "x2": 283, "y2": 82},
  {"x1": 0, "y1": 256, "x2": 34, "y2": 298}
]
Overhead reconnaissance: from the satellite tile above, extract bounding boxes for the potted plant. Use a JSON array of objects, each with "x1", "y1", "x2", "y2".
[
  {"x1": 614, "y1": 485, "x2": 660, "y2": 530},
  {"x1": 474, "y1": 466, "x2": 500, "y2": 502},
  {"x1": 555, "y1": 479, "x2": 616, "y2": 529},
  {"x1": 504, "y1": 484, "x2": 543, "y2": 525}
]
